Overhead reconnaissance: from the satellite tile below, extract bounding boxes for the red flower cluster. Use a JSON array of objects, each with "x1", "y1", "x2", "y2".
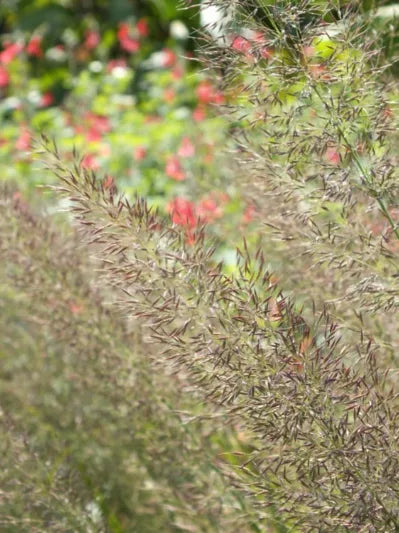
[
  {"x1": 231, "y1": 33, "x2": 273, "y2": 61},
  {"x1": 167, "y1": 192, "x2": 228, "y2": 244},
  {"x1": 84, "y1": 112, "x2": 112, "y2": 143},
  {"x1": 0, "y1": 42, "x2": 23, "y2": 87},
  {"x1": 168, "y1": 197, "x2": 196, "y2": 228},
  {"x1": 196, "y1": 81, "x2": 224, "y2": 105},
  {"x1": 193, "y1": 80, "x2": 225, "y2": 122},
  {"x1": 0, "y1": 42, "x2": 23, "y2": 64},
  {"x1": 117, "y1": 20, "x2": 148, "y2": 54}
]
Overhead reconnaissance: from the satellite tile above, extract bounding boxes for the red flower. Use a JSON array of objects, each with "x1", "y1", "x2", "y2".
[
  {"x1": 40, "y1": 91, "x2": 54, "y2": 107},
  {"x1": 0, "y1": 42, "x2": 23, "y2": 64},
  {"x1": 120, "y1": 36, "x2": 140, "y2": 53},
  {"x1": 168, "y1": 197, "x2": 196, "y2": 228},
  {"x1": 16, "y1": 127, "x2": 31, "y2": 151},
  {"x1": 0, "y1": 65, "x2": 9, "y2": 87},
  {"x1": 325, "y1": 146, "x2": 340, "y2": 165},
  {"x1": 193, "y1": 106, "x2": 206, "y2": 122},
  {"x1": 196, "y1": 81, "x2": 224, "y2": 105},
  {"x1": 117, "y1": 23, "x2": 139, "y2": 53},
  {"x1": 161, "y1": 48, "x2": 176, "y2": 68},
  {"x1": 163, "y1": 88, "x2": 176, "y2": 102},
  {"x1": 136, "y1": 18, "x2": 149, "y2": 37},
  {"x1": 303, "y1": 45, "x2": 315, "y2": 58},
  {"x1": 172, "y1": 65, "x2": 184, "y2": 80},
  {"x1": 81, "y1": 153, "x2": 99, "y2": 170},
  {"x1": 166, "y1": 155, "x2": 185, "y2": 181},
  {"x1": 252, "y1": 31, "x2": 266, "y2": 42},
  {"x1": 133, "y1": 146, "x2": 147, "y2": 161},
  {"x1": 309, "y1": 64, "x2": 330, "y2": 80},
  {"x1": 85, "y1": 127, "x2": 101, "y2": 143},
  {"x1": 69, "y1": 301, "x2": 83, "y2": 315},
  {"x1": 232, "y1": 35, "x2": 252, "y2": 55},
  {"x1": 197, "y1": 196, "x2": 223, "y2": 222},
  {"x1": 26, "y1": 36, "x2": 43, "y2": 57},
  {"x1": 117, "y1": 23, "x2": 130, "y2": 41},
  {"x1": 85, "y1": 112, "x2": 111, "y2": 135},
  {"x1": 178, "y1": 136, "x2": 195, "y2": 158},
  {"x1": 242, "y1": 204, "x2": 256, "y2": 224},
  {"x1": 260, "y1": 47, "x2": 273, "y2": 60},
  {"x1": 85, "y1": 30, "x2": 100, "y2": 50},
  {"x1": 197, "y1": 81, "x2": 213, "y2": 104},
  {"x1": 212, "y1": 90, "x2": 224, "y2": 104},
  {"x1": 106, "y1": 58, "x2": 127, "y2": 73},
  {"x1": 103, "y1": 174, "x2": 114, "y2": 190}
]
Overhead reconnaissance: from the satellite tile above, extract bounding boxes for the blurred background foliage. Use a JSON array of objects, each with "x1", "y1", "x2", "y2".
[{"x1": 0, "y1": 0, "x2": 256, "y2": 269}]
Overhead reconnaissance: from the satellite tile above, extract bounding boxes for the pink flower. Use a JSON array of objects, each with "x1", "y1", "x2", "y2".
[
  {"x1": 0, "y1": 65, "x2": 9, "y2": 87},
  {"x1": 16, "y1": 127, "x2": 31, "y2": 151},
  {"x1": 85, "y1": 113, "x2": 111, "y2": 135},
  {"x1": 197, "y1": 196, "x2": 223, "y2": 222},
  {"x1": 163, "y1": 88, "x2": 176, "y2": 102},
  {"x1": 161, "y1": 48, "x2": 176, "y2": 68},
  {"x1": 136, "y1": 18, "x2": 149, "y2": 37},
  {"x1": 172, "y1": 65, "x2": 184, "y2": 80},
  {"x1": 196, "y1": 81, "x2": 224, "y2": 105},
  {"x1": 85, "y1": 127, "x2": 101, "y2": 143},
  {"x1": 120, "y1": 36, "x2": 140, "y2": 53},
  {"x1": 117, "y1": 23, "x2": 139, "y2": 53},
  {"x1": 166, "y1": 155, "x2": 185, "y2": 181},
  {"x1": 26, "y1": 36, "x2": 43, "y2": 57},
  {"x1": 69, "y1": 301, "x2": 83, "y2": 315},
  {"x1": 303, "y1": 45, "x2": 315, "y2": 58},
  {"x1": 212, "y1": 90, "x2": 224, "y2": 104},
  {"x1": 106, "y1": 58, "x2": 127, "y2": 73},
  {"x1": 197, "y1": 81, "x2": 213, "y2": 104},
  {"x1": 242, "y1": 204, "x2": 256, "y2": 224},
  {"x1": 117, "y1": 23, "x2": 130, "y2": 41},
  {"x1": 260, "y1": 47, "x2": 273, "y2": 60},
  {"x1": 193, "y1": 106, "x2": 206, "y2": 122},
  {"x1": 232, "y1": 35, "x2": 251, "y2": 55},
  {"x1": 253, "y1": 31, "x2": 266, "y2": 42},
  {"x1": 325, "y1": 147, "x2": 340, "y2": 165},
  {"x1": 0, "y1": 42, "x2": 23, "y2": 64},
  {"x1": 40, "y1": 91, "x2": 54, "y2": 107},
  {"x1": 81, "y1": 153, "x2": 99, "y2": 170},
  {"x1": 178, "y1": 136, "x2": 195, "y2": 158},
  {"x1": 168, "y1": 197, "x2": 196, "y2": 228},
  {"x1": 103, "y1": 174, "x2": 114, "y2": 189},
  {"x1": 85, "y1": 30, "x2": 100, "y2": 50},
  {"x1": 133, "y1": 146, "x2": 146, "y2": 161}
]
